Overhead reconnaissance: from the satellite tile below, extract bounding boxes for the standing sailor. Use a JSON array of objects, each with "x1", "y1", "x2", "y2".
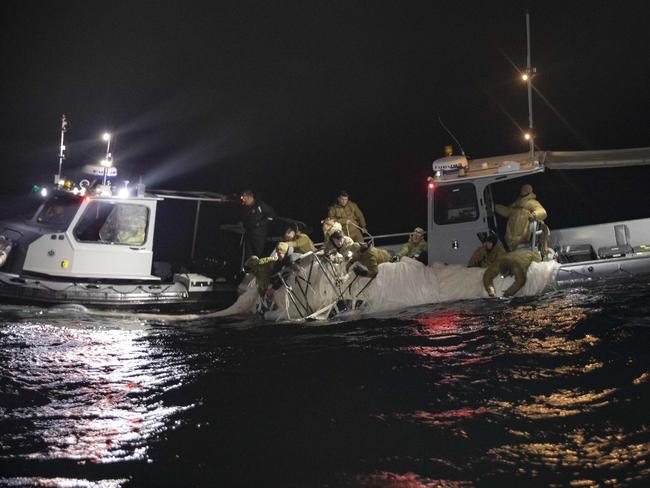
[
  {"x1": 240, "y1": 189, "x2": 276, "y2": 260},
  {"x1": 495, "y1": 184, "x2": 547, "y2": 251},
  {"x1": 327, "y1": 190, "x2": 367, "y2": 243}
]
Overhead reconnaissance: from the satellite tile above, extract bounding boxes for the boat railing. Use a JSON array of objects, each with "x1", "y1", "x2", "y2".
[{"x1": 314, "y1": 231, "x2": 413, "y2": 253}]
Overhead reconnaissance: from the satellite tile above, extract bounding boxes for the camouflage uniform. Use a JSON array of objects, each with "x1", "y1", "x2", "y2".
[
  {"x1": 467, "y1": 240, "x2": 506, "y2": 268},
  {"x1": 327, "y1": 200, "x2": 367, "y2": 243},
  {"x1": 398, "y1": 238, "x2": 427, "y2": 258},
  {"x1": 285, "y1": 233, "x2": 316, "y2": 254},
  {"x1": 482, "y1": 249, "x2": 541, "y2": 297},
  {"x1": 326, "y1": 234, "x2": 356, "y2": 264},
  {"x1": 245, "y1": 256, "x2": 280, "y2": 296},
  {"x1": 349, "y1": 246, "x2": 391, "y2": 278},
  {"x1": 495, "y1": 186, "x2": 547, "y2": 251}
]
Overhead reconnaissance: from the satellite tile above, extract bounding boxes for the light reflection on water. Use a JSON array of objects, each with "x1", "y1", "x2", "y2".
[
  {"x1": 0, "y1": 282, "x2": 649, "y2": 487},
  {"x1": 355, "y1": 288, "x2": 650, "y2": 487},
  {"x1": 0, "y1": 477, "x2": 129, "y2": 487},
  {"x1": 0, "y1": 320, "x2": 192, "y2": 466}
]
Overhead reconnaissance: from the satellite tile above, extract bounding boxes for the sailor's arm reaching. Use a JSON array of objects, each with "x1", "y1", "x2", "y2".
[{"x1": 482, "y1": 250, "x2": 541, "y2": 297}]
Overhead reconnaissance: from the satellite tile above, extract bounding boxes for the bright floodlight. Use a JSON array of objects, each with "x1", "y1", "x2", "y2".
[
  {"x1": 521, "y1": 73, "x2": 529, "y2": 81},
  {"x1": 102, "y1": 132, "x2": 111, "y2": 141},
  {"x1": 117, "y1": 187, "x2": 130, "y2": 198},
  {"x1": 40, "y1": 187, "x2": 48, "y2": 197},
  {"x1": 524, "y1": 133, "x2": 531, "y2": 140},
  {"x1": 100, "y1": 158, "x2": 112, "y2": 167}
]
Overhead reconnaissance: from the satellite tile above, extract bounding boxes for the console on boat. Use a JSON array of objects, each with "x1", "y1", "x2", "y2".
[{"x1": 425, "y1": 147, "x2": 650, "y2": 287}]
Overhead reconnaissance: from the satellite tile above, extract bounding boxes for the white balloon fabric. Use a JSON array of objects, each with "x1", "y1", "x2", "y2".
[
  {"x1": 116, "y1": 256, "x2": 560, "y2": 323},
  {"x1": 245, "y1": 255, "x2": 561, "y2": 322}
]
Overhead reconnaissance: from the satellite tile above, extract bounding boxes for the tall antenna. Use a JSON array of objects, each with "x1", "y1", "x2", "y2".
[
  {"x1": 101, "y1": 132, "x2": 113, "y2": 186},
  {"x1": 437, "y1": 114, "x2": 467, "y2": 157},
  {"x1": 523, "y1": 10, "x2": 535, "y2": 162},
  {"x1": 56, "y1": 114, "x2": 68, "y2": 184}
]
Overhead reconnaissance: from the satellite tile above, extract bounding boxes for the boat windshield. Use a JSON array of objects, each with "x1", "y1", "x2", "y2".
[
  {"x1": 434, "y1": 183, "x2": 479, "y2": 225},
  {"x1": 74, "y1": 201, "x2": 149, "y2": 246},
  {"x1": 35, "y1": 194, "x2": 82, "y2": 227}
]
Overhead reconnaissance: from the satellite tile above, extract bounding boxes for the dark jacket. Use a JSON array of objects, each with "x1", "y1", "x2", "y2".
[{"x1": 241, "y1": 200, "x2": 276, "y2": 236}]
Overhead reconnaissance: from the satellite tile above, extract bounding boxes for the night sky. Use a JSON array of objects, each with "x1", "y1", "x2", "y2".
[{"x1": 1, "y1": 1, "x2": 648, "y2": 241}]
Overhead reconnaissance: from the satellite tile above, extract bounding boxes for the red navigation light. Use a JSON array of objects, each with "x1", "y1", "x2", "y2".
[{"x1": 428, "y1": 182, "x2": 435, "y2": 190}]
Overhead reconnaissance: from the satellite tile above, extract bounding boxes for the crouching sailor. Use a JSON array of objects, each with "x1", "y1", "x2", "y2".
[
  {"x1": 483, "y1": 249, "x2": 541, "y2": 298},
  {"x1": 326, "y1": 229, "x2": 355, "y2": 264},
  {"x1": 346, "y1": 243, "x2": 391, "y2": 278},
  {"x1": 244, "y1": 242, "x2": 291, "y2": 300},
  {"x1": 468, "y1": 231, "x2": 506, "y2": 268},
  {"x1": 397, "y1": 227, "x2": 427, "y2": 261},
  {"x1": 282, "y1": 223, "x2": 316, "y2": 254}
]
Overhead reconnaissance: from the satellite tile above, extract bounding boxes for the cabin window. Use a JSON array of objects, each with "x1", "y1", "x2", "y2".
[
  {"x1": 434, "y1": 183, "x2": 479, "y2": 225},
  {"x1": 73, "y1": 201, "x2": 149, "y2": 246},
  {"x1": 35, "y1": 194, "x2": 82, "y2": 227}
]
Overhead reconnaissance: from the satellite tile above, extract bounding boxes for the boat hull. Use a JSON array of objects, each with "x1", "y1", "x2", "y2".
[
  {"x1": 555, "y1": 254, "x2": 650, "y2": 288},
  {"x1": 0, "y1": 272, "x2": 237, "y2": 312}
]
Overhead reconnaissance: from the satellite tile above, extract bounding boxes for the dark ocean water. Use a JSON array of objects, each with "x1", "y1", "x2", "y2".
[{"x1": 1, "y1": 280, "x2": 649, "y2": 488}]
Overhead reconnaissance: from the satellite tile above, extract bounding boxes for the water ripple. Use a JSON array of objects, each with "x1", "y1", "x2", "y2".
[
  {"x1": 0, "y1": 322, "x2": 193, "y2": 465},
  {"x1": 0, "y1": 281, "x2": 649, "y2": 486}
]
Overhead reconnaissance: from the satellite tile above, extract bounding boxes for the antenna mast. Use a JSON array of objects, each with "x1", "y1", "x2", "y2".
[
  {"x1": 56, "y1": 114, "x2": 68, "y2": 185},
  {"x1": 524, "y1": 10, "x2": 535, "y2": 162},
  {"x1": 437, "y1": 115, "x2": 467, "y2": 157}
]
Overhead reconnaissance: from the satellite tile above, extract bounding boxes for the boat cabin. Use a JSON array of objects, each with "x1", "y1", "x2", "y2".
[
  {"x1": 427, "y1": 147, "x2": 650, "y2": 268},
  {"x1": 427, "y1": 151, "x2": 543, "y2": 265},
  {"x1": 0, "y1": 183, "x2": 231, "y2": 283},
  {"x1": 20, "y1": 191, "x2": 161, "y2": 280}
]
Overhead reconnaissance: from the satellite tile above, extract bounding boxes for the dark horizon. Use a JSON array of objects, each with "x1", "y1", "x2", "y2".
[{"x1": 1, "y1": 1, "x2": 648, "y2": 237}]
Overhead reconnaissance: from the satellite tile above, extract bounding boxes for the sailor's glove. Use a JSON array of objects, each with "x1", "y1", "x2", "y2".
[
  {"x1": 390, "y1": 255, "x2": 401, "y2": 263},
  {"x1": 487, "y1": 285, "x2": 496, "y2": 298},
  {"x1": 352, "y1": 263, "x2": 370, "y2": 277}
]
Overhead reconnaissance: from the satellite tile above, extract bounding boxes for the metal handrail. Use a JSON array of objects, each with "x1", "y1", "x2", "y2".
[{"x1": 314, "y1": 231, "x2": 416, "y2": 247}]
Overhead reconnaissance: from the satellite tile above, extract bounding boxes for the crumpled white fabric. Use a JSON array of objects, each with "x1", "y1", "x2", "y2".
[
  {"x1": 255, "y1": 256, "x2": 561, "y2": 321},
  {"x1": 134, "y1": 256, "x2": 560, "y2": 322}
]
